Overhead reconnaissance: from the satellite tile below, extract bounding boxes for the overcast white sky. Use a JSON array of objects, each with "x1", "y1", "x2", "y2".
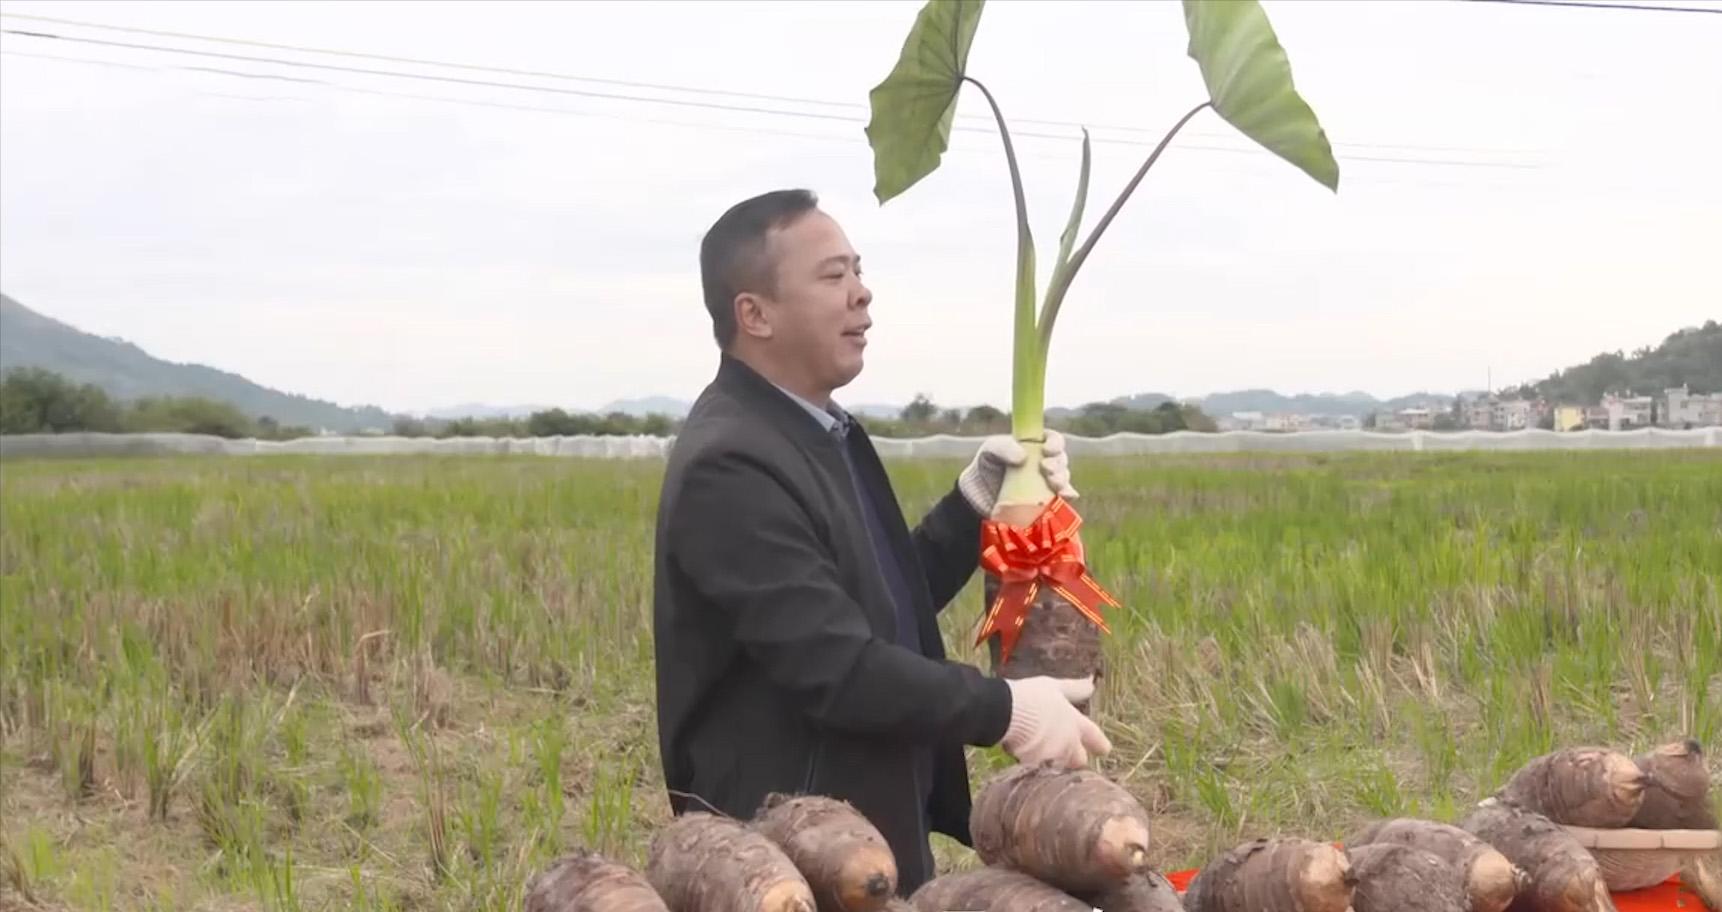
[{"x1": 2, "y1": 0, "x2": 1718, "y2": 414}]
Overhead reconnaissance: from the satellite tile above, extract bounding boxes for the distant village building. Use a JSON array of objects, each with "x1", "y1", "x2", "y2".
[
  {"x1": 1219, "y1": 386, "x2": 1716, "y2": 435},
  {"x1": 1602, "y1": 392, "x2": 1656, "y2": 430},
  {"x1": 1460, "y1": 394, "x2": 1549, "y2": 431},
  {"x1": 1376, "y1": 407, "x2": 1434, "y2": 432},
  {"x1": 1465, "y1": 397, "x2": 1497, "y2": 430},
  {"x1": 1554, "y1": 406, "x2": 1586, "y2": 432},
  {"x1": 1664, "y1": 385, "x2": 1722, "y2": 428},
  {"x1": 1217, "y1": 411, "x2": 1265, "y2": 432},
  {"x1": 1399, "y1": 407, "x2": 1434, "y2": 430},
  {"x1": 1495, "y1": 398, "x2": 1548, "y2": 430}
]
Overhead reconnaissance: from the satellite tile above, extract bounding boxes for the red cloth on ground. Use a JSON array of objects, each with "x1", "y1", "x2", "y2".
[{"x1": 1162, "y1": 869, "x2": 1702, "y2": 909}]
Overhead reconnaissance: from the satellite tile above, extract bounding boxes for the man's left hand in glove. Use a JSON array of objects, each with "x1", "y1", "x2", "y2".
[{"x1": 958, "y1": 430, "x2": 1077, "y2": 518}]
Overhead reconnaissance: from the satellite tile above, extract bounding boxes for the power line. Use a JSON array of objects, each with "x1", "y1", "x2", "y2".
[
  {"x1": 0, "y1": 48, "x2": 1243, "y2": 167},
  {"x1": 180, "y1": 65, "x2": 326, "y2": 85},
  {"x1": 0, "y1": 10, "x2": 1540, "y2": 159},
  {"x1": 0, "y1": 48, "x2": 990, "y2": 155},
  {"x1": 0, "y1": 48, "x2": 1544, "y2": 192},
  {"x1": 1459, "y1": 0, "x2": 1722, "y2": 13},
  {"x1": 0, "y1": 27, "x2": 1541, "y2": 170},
  {"x1": 0, "y1": 47, "x2": 155, "y2": 71},
  {"x1": 0, "y1": 11, "x2": 883, "y2": 110},
  {"x1": 0, "y1": 48, "x2": 869, "y2": 148},
  {"x1": 0, "y1": 28, "x2": 858, "y2": 122}
]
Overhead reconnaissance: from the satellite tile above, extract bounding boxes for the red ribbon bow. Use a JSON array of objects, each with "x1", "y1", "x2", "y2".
[{"x1": 975, "y1": 495, "x2": 1120, "y2": 665}]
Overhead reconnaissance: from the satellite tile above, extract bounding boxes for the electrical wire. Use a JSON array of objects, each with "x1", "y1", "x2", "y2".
[
  {"x1": 0, "y1": 48, "x2": 952, "y2": 152},
  {"x1": 0, "y1": 28, "x2": 861, "y2": 122},
  {"x1": 0, "y1": 27, "x2": 1542, "y2": 170},
  {"x1": 0, "y1": 47, "x2": 155, "y2": 71},
  {"x1": 0, "y1": 9, "x2": 1543, "y2": 159},
  {"x1": 0, "y1": 47, "x2": 1545, "y2": 190}
]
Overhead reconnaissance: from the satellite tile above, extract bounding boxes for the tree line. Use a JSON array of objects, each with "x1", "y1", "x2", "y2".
[
  {"x1": 396, "y1": 395, "x2": 1215, "y2": 440},
  {"x1": 0, "y1": 367, "x2": 312, "y2": 440},
  {"x1": 387, "y1": 410, "x2": 678, "y2": 439},
  {"x1": 3, "y1": 367, "x2": 1218, "y2": 440},
  {"x1": 858, "y1": 394, "x2": 1217, "y2": 438},
  {"x1": 0, "y1": 368, "x2": 684, "y2": 440}
]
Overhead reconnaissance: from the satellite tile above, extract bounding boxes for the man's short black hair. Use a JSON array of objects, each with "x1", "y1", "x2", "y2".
[{"x1": 700, "y1": 189, "x2": 820, "y2": 349}]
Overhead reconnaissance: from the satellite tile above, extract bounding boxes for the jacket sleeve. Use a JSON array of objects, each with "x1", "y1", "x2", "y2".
[
  {"x1": 665, "y1": 449, "x2": 1012, "y2": 748},
  {"x1": 910, "y1": 483, "x2": 985, "y2": 613}
]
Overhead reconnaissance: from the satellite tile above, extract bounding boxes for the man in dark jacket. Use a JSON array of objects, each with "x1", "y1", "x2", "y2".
[{"x1": 653, "y1": 189, "x2": 1110, "y2": 894}]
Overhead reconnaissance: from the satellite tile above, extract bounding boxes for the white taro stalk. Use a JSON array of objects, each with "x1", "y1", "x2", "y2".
[{"x1": 864, "y1": 0, "x2": 1340, "y2": 679}]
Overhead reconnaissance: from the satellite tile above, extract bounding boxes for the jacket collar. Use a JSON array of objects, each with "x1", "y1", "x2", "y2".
[
  {"x1": 769, "y1": 380, "x2": 852, "y2": 437},
  {"x1": 716, "y1": 353, "x2": 854, "y2": 450}
]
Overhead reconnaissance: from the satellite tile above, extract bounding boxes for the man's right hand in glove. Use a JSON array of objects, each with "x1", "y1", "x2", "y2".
[{"x1": 1000, "y1": 676, "x2": 1112, "y2": 768}]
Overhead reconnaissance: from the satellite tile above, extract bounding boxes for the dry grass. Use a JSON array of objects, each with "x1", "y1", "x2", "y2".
[{"x1": 1, "y1": 449, "x2": 1718, "y2": 910}]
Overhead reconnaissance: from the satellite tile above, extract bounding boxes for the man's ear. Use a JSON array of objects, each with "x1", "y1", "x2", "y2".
[{"x1": 734, "y1": 292, "x2": 773, "y2": 341}]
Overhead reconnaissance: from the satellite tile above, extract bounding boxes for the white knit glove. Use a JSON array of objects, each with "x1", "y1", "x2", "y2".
[
  {"x1": 958, "y1": 430, "x2": 1076, "y2": 517},
  {"x1": 1000, "y1": 676, "x2": 1112, "y2": 768}
]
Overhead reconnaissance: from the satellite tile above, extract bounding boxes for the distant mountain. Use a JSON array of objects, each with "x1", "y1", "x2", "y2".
[
  {"x1": 599, "y1": 396, "x2": 692, "y2": 418},
  {"x1": 421, "y1": 402, "x2": 559, "y2": 420},
  {"x1": 416, "y1": 388, "x2": 1459, "y2": 425},
  {"x1": 18, "y1": 285, "x2": 1702, "y2": 437},
  {"x1": 1109, "y1": 392, "x2": 1175, "y2": 411},
  {"x1": 434, "y1": 397, "x2": 912, "y2": 422},
  {"x1": 0, "y1": 294, "x2": 398, "y2": 432},
  {"x1": 1048, "y1": 389, "x2": 1451, "y2": 419},
  {"x1": 409, "y1": 322, "x2": 1722, "y2": 424},
  {"x1": 848, "y1": 403, "x2": 909, "y2": 420},
  {"x1": 1189, "y1": 389, "x2": 1456, "y2": 417}
]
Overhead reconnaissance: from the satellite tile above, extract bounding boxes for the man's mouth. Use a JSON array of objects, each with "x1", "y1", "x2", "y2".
[{"x1": 843, "y1": 325, "x2": 870, "y2": 341}]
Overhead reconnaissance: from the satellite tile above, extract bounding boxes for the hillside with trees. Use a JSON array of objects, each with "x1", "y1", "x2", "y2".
[
  {"x1": 0, "y1": 294, "x2": 398, "y2": 433},
  {"x1": 0, "y1": 367, "x2": 686, "y2": 440},
  {"x1": 1515, "y1": 320, "x2": 1721, "y2": 404}
]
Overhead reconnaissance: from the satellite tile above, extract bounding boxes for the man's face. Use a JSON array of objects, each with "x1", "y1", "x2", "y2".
[{"x1": 753, "y1": 209, "x2": 872, "y2": 396}]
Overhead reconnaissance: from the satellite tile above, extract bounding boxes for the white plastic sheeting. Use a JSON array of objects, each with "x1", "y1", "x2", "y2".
[
  {"x1": 2, "y1": 427, "x2": 1717, "y2": 461},
  {"x1": 0, "y1": 431, "x2": 675, "y2": 459},
  {"x1": 869, "y1": 427, "x2": 1720, "y2": 458}
]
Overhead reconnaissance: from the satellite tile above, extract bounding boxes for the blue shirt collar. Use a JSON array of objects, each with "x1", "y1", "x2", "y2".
[{"x1": 771, "y1": 382, "x2": 853, "y2": 437}]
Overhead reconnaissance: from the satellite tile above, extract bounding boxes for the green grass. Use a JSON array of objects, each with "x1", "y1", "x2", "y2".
[{"x1": 1, "y1": 450, "x2": 1719, "y2": 910}]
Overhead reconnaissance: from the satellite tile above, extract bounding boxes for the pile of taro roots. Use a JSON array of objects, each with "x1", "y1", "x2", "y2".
[{"x1": 523, "y1": 739, "x2": 1720, "y2": 912}]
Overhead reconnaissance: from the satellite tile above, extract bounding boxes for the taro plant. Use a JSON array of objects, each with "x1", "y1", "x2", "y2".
[{"x1": 865, "y1": 0, "x2": 1339, "y2": 680}]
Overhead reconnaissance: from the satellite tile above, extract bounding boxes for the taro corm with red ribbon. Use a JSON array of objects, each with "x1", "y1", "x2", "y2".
[{"x1": 975, "y1": 495, "x2": 1121, "y2": 670}]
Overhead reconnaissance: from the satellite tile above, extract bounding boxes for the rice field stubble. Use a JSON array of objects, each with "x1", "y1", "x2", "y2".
[{"x1": 1, "y1": 450, "x2": 1718, "y2": 911}]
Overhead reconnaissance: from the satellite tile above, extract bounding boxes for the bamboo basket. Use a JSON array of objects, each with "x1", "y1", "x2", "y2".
[{"x1": 1561, "y1": 825, "x2": 1722, "y2": 892}]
